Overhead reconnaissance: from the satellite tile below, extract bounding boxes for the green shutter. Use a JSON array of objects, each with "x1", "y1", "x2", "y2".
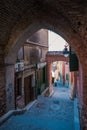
[{"x1": 66, "y1": 73, "x2": 69, "y2": 80}]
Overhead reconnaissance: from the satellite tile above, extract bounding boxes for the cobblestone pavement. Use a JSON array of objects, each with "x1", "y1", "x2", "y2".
[{"x1": 0, "y1": 86, "x2": 74, "y2": 130}]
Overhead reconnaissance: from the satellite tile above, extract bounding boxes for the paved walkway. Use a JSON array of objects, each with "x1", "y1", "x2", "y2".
[{"x1": 0, "y1": 86, "x2": 74, "y2": 130}]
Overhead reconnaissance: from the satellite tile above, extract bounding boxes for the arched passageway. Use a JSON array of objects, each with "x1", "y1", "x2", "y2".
[
  {"x1": 46, "y1": 51, "x2": 79, "y2": 101},
  {"x1": 1, "y1": 1, "x2": 87, "y2": 129},
  {"x1": 46, "y1": 51, "x2": 69, "y2": 94}
]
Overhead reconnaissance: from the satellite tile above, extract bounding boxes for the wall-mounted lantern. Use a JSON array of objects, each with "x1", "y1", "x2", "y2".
[
  {"x1": 63, "y1": 45, "x2": 69, "y2": 57},
  {"x1": 63, "y1": 45, "x2": 79, "y2": 72}
]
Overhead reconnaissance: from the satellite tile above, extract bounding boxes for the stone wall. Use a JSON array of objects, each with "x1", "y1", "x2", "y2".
[{"x1": 0, "y1": 47, "x2": 6, "y2": 116}]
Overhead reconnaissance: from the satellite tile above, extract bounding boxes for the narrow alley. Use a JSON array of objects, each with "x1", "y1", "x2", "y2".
[{"x1": 0, "y1": 86, "x2": 75, "y2": 130}]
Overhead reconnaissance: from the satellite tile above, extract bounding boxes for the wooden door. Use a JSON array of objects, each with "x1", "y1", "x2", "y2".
[{"x1": 24, "y1": 76, "x2": 32, "y2": 105}]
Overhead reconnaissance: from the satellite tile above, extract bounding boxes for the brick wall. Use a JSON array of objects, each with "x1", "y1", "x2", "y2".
[
  {"x1": 0, "y1": 67, "x2": 6, "y2": 116},
  {"x1": 0, "y1": 47, "x2": 6, "y2": 116}
]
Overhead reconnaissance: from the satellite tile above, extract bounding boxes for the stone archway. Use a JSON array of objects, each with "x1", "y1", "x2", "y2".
[
  {"x1": 1, "y1": 1, "x2": 87, "y2": 128},
  {"x1": 3, "y1": 21, "x2": 86, "y2": 128}
]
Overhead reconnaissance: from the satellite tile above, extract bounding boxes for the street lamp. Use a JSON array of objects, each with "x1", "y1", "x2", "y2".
[
  {"x1": 63, "y1": 45, "x2": 69, "y2": 57},
  {"x1": 63, "y1": 45, "x2": 79, "y2": 71}
]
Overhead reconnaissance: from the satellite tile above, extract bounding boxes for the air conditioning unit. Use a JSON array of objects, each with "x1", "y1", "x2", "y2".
[{"x1": 15, "y1": 62, "x2": 24, "y2": 72}]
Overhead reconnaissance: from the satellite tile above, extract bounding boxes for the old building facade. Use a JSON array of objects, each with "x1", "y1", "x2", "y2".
[{"x1": 15, "y1": 30, "x2": 48, "y2": 109}]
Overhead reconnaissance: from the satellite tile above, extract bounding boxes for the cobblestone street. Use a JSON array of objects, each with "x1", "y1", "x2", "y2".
[{"x1": 0, "y1": 86, "x2": 74, "y2": 130}]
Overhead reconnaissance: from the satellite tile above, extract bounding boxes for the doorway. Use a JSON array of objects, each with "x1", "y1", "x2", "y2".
[{"x1": 24, "y1": 75, "x2": 34, "y2": 105}]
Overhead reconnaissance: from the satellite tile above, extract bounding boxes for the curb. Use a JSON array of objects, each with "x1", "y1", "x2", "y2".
[
  {"x1": 41, "y1": 87, "x2": 49, "y2": 96},
  {"x1": 43, "y1": 87, "x2": 54, "y2": 97},
  {"x1": 49, "y1": 90, "x2": 54, "y2": 97},
  {"x1": 74, "y1": 98, "x2": 81, "y2": 130},
  {"x1": 0, "y1": 100, "x2": 37, "y2": 126}
]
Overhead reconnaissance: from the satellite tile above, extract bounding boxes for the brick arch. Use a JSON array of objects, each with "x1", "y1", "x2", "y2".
[
  {"x1": 2, "y1": 2, "x2": 87, "y2": 128},
  {"x1": 5, "y1": 22, "x2": 42, "y2": 64},
  {"x1": 5, "y1": 20, "x2": 85, "y2": 65},
  {"x1": 4, "y1": 11, "x2": 85, "y2": 65},
  {"x1": 46, "y1": 54, "x2": 69, "y2": 64},
  {"x1": 4, "y1": 20, "x2": 86, "y2": 128},
  {"x1": 46, "y1": 52, "x2": 69, "y2": 94}
]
